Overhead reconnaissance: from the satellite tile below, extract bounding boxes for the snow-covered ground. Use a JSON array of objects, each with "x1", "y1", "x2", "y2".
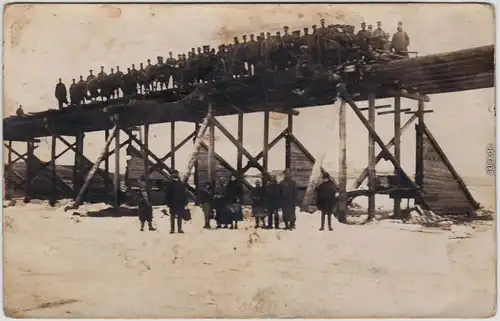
[{"x1": 3, "y1": 199, "x2": 496, "y2": 318}]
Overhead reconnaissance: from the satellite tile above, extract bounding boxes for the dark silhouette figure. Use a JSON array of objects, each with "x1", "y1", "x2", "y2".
[
  {"x1": 279, "y1": 169, "x2": 298, "y2": 230},
  {"x1": 315, "y1": 173, "x2": 337, "y2": 231},
  {"x1": 55, "y1": 78, "x2": 68, "y2": 109},
  {"x1": 164, "y1": 170, "x2": 188, "y2": 234}
]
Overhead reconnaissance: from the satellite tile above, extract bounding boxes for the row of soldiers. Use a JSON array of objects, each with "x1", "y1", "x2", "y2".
[
  {"x1": 137, "y1": 168, "x2": 339, "y2": 233},
  {"x1": 54, "y1": 20, "x2": 410, "y2": 109}
]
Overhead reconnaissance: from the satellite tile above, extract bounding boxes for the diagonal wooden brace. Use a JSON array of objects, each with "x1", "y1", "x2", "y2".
[
  {"x1": 337, "y1": 83, "x2": 427, "y2": 207},
  {"x1": 241, "y1": 129, "x2": 287, "y2": 174},
  {"x1": 65, "y1": 126, "x2": 117, "y2": 211},
  {"x1": 209, "y1": 116, "x2": 268, "y2": 175},
  {"x1": 351, "y1": 113, "x2": 418, "y2": 189}
]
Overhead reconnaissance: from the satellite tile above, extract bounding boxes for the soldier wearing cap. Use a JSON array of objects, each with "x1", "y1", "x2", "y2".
[
  {"x1": 69, "y1": 78, "x2": 79, "y2": 105},
  {"x1": 315, "y1": 172, "x2": 337, "y2": 231},
  {"x1": 97, "y1": 65, "x2": 107, "y2": 81},
  {"x1": 77, "y1": 75, "x2": 87, "y2": 103},
  {"x1": 391, "y1": 21, "x2": 410, "y2": 56},
  {"x1": 279, "y1": 169, "x2": 298, "y2": 230},
  {"x1": 372, "y1": 21, "x2": 388, "y2": 50},
  {"x1": 246, "y1": 34, "x2": 259, "y2": 75},
  {"x1": 55, "y1": 78, "x2": 68, "y2": 109}
]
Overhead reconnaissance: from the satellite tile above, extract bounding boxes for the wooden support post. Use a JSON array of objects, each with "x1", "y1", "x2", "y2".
[
  {"x1": 415, "y1": 100, "x2": 425, "y2": 189},
  {"x1": 368, "y1": 92, "x2": 376, "y2": 220},
  {"x1": 50, "y1": 134, "x2": 57, "y2": 205},
  {"x1": 24, "y1": 140, "x2": 34, "y2": 203},
  {"x1": 144, "y1": 123, "x2": 150, "y2": 181},
  {"x1": 237, "y1": 113, "x2": 243, "y2": 178},
  {"x1": 194, "y1": 122, "x2": 200, "y2": 201},
  {"x1": 73, "y1": 132, "x2": 84, "y2": 199},
  {"x1": 263, "y1": 110, "x2": 270, "y2": 180},
  {"x1": 6, "y1": 141, "x2": 13, "y2": 200},
  {"x1": 285, "y1": 114, "x2": 293, "y2": 170},
  {"x1": 113, "y1": 115, "x2": 121, "y2": 207},
  {"x1": 336, "y1": 83, "x2": 427, "y2": 208},
  {"x1": 393, "y1": 96, "x2": 402, "y2": 218},
  {"x1": 338, "y1": 99, "x2": 347, "y2": 223},
  {"x1": 208, "y1": 107, "x2": 215, "y2": 189},
  {"x1": 171, "y1": 122, "x2": 176, "y2": 170},
  {"x1": 104, "y1": 129, "x2": 110, "y2": 202}
]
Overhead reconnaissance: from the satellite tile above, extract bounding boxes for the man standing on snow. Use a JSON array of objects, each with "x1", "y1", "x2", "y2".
[{"x1": 279, "y1": 169, "x2": 298, "y2": 230}]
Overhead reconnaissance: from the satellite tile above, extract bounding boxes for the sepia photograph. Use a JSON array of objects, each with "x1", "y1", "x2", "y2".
[{"x1": 2, "y1": 2, "x2": 496, "y2": 318}]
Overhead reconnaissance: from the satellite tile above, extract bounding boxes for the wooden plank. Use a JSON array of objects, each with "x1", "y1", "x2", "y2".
[
  {"x1": 144, "y1": 123, "x2": 150, "y2": 180},
  {"x1": 263, "y1": 110, "x2": 270, "y2": 176},
  {"x1": 393, "y1": 96, "x2": 402, "y2": 218},
  {"x1": 171, "y1": 122, "x2": 176, "y2": 170},
  {"x1": 337, "y1": 99, "x2": 347, "y2": 223},
  {"x1": 368, "y1": 93, "x2": 376, "y2": 219},
  {"x1": 421, "y1": 124, "x2": 479, "y2": 213},
  {"x1": 114, "y1": 115, "x2": 120, "y2": 206}
]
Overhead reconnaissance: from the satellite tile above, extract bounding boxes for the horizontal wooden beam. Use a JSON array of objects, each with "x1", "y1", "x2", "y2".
[
  {"x1": 405, "y1": 110, "x2": 434, "y2": 114},
  {"x1": 359, "y1": 104, "x2": 392, "y2": 111},
  {"x1": 378, "y1": 108, "x2": 411, "y2": 116}
]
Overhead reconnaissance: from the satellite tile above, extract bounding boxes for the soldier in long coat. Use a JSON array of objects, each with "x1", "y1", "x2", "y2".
[
  {"x1": 279, "y1": 169, "x2": 298, "y2": 230},
  {"x1": 315, "y1": 172, "x2": 337, "y2": 231},
  {"x1": 391, "y1": 22, "x2": 410, "y2": 56},
  {"x1": 164, "y1": 170, "x2": 188, "y2": 234},
  {"x1": 138, "y1": 175, "x2": 156, "y2": 231},
  {"x1": 69, "y1": 79, "x2": 79, "y2": 106},
  {"x1": 214, "y1": 177, "x2": 232, "y2": 228},
  {"x1": 251, "y1": 180, "x2": 267, "y2": 228},
  {"x1": 225, "y1": 175, "x2": 244, "y2": 229},
  {"x1": 265, "y1": 175, "x2": 282, "y2": 229},
  {"x1": 199, "y1": 181, "x2": 214, "y2": 229},
  {"x1": 55, "y1": 78, "x2": 68, "y2": 109}
]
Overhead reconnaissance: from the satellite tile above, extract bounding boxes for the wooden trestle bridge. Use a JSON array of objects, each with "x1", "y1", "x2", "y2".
[{"x1": 3, "y1": 44, "x2": 494, "y2": 221}]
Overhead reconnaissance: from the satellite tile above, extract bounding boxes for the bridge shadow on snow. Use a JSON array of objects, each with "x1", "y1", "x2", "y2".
[{"x1": 84, "y1": 206, "x2": 138, "y2": 218}]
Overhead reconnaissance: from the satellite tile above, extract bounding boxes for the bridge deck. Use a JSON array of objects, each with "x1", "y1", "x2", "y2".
[{"x1": 3, "y1": 45, "x2": 494, "y2": 141}]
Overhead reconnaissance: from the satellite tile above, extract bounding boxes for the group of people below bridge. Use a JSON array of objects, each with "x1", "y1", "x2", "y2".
[
  {"x1": 137, "y1": 169, "x2": 339, "y2": 233},
  {"x1": 53, "y1": 20, "x2": 411, "y2": 109}
]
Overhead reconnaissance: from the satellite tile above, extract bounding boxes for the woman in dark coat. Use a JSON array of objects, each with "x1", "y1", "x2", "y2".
[
  {"x1": 137, "y1": 175, "x2": 156, "y2": 231},
  {"x1": 214, "y1": 178, "x2": 232, "y2": 228},
  {"x1": 199, "y1": 181, "x2": 214, "y2": 229},
  {"x1": 251, "y1": 180, "x2": 267, "y2": 228},
  {"x1": 225, "y1": 175, "x2": 244, "y2": 229}
]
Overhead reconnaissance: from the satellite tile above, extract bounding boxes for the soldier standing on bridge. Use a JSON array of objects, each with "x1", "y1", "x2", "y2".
[
  {"x1": 77, "y1": 75, "x2": 87, "y2": 104},
  {"x1": 55, "y1": 78, "x2": 68, "y2": 109},
  {"x1": 391, "y1": 21, "x2": 410, "y2": 57},
  {"x1": 69, "y1": 79, "x2": 79, "y2": 106},
  {"x1": 315, "y1": 172, "x2": 337, "y2": 231},
  {"x1": 247, "y1": 34, "x2": 259, "y2": 75}
]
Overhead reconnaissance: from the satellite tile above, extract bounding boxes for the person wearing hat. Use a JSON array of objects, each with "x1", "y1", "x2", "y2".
[
  {"x1": 225, "y1": 175, "x2": 244, "y2": 229},
  {"x1": 265, "y1": 175, "x2": 282, "y2": 229},
  {"x1": 315, "y1": 172, "x2": 337, "y2": 231},
  {"x1": 391, "y1": 21, "x2": 410, "y2": 57},
  {"x1": 164, "y1": 170, "x2": 188, "y2": 234},
  {"x1": 137, "y1": 175, "x2": 156, "y2": 231},
  {"x1": 372, "y1": 21, "x2": 388, "y2": 50},
  {"x1": 251, "y1": 179, "x2": 267, "y2": 228},
  {"x1": 199, "y1": 181, "x2": 214, "y2": 229},
  {"x1": 279, "y1": 169, "x2": 298, "y2": 230},
  {"x1": 214, "y1": 177, "x2": 232, "y2": 229}
]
